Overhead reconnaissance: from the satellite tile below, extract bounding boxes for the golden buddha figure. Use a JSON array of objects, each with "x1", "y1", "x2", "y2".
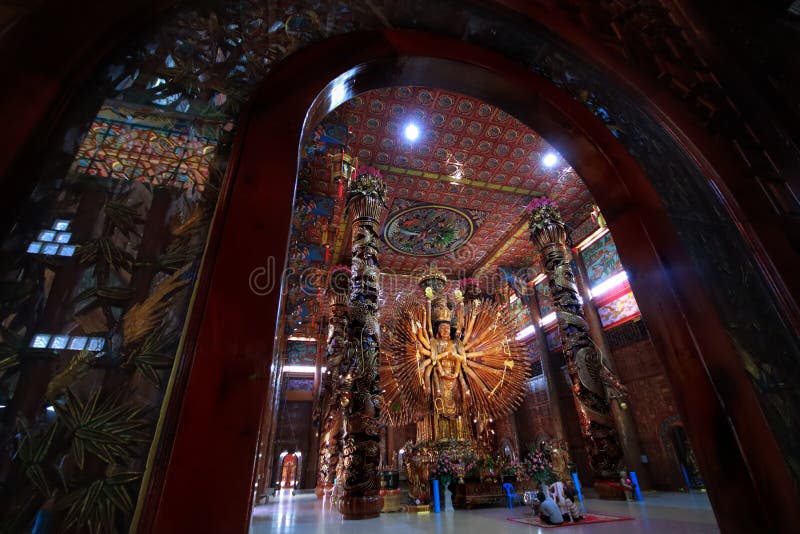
[
  {"x1": 427, "y1": 300, "x2": 466, "y2": 440},
  {"x1": 380, "y1": 267, "x2": 531, "y2": 445}
]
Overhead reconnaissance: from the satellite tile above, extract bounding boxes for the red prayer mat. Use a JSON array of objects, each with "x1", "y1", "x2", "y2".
[{"x1": 507, "y1": 513, "x2": 635, "y2": 528}]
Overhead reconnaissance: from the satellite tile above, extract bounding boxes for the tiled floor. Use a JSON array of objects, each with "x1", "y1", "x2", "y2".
[{"x1": 251, "y1": 490, "x2": 719, "y2": 533}]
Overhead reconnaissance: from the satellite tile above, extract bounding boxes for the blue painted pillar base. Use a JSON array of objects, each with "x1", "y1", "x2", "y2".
[
  {"x1": 629, "y1": 471, "x2": 643, "y2": 501},
  {"x1": 680, "y1": 464, "x2": 692, "y2": 494},
  {"x1": 571, "y1": 472, "x2": 586, "y2": 513},
  {"x1": 571, "y1": 472, "x2": 583, "y2": 502}
]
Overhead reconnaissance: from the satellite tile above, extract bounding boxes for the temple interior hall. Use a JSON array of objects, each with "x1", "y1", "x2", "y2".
[{"x1": 0, "y1": 1, "x2": 799, "y2": 534}]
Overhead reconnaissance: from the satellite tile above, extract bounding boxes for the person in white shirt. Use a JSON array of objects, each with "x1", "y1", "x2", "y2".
[
  {"x1": 549, "y1": 481, "x2": 570, "y2": 518},
  {"x1": 536, "y1": 491, "x2": 564, "y2": 525}
]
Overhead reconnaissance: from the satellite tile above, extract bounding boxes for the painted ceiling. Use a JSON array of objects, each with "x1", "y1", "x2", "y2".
[{"x1": 286, "y1": 86, "x2": 600, "y2": 337}]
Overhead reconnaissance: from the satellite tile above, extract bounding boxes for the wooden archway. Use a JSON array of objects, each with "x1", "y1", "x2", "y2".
[{"x1": 140, "y1": 30, "x2": 798, "y2": 533}]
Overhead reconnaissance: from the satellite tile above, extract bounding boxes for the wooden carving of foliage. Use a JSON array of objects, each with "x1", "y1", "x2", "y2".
[
  {"x1": 46, "y1": 350, "x2": 94, "y2": 401},
  {"x1": 74, "y1": 286, "x2": 135, "y2": 309},
  {"x1": 54, "y1": 389, "x2": 150, "y2": 470},
  {"x1": 76, "y1": 197, "x2": 143, "y2": 276},
  {"x1": 158, "y1": 206, "x2": 207, "y2": 272},
  {"x1": 122, "y1": 264, "x2": 190, "y2": 347},
  {"x1": 125, "y1": 329, "x2": 177, "y2": 388},
  {"x1": 15, "y1": 419, "x2": 58, "y2": 497},
  {"x1": 57, "y1": 471, "x2": 142, "y2": 534},
  {"x1": 77, "y1": 236, "x2": 136, "y2": 274},
  {"x1": 103, "y1": 200, "x2": 144, "y2": 239}
]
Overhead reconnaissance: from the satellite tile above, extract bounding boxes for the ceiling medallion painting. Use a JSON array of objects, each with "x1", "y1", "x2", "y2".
[{"x1": 383, "y1": 200, "x2": 486, "y2": 257}]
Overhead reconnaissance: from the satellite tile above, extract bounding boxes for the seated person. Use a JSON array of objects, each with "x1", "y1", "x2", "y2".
[
  {"x1": 563, "y1": 487, "x2": 584, "y2": 522},
  {"x1": 619, "y1": 470, "x2": 635, "y2": 500},
  {"x1": 529, "y1": 494, "x2": 542, "y2": 516},
  {"x1": 549, "y1": 480, "x2": 570, "y2": 519},
  {"x1": 536, "y1": 491, "x2": 564, "y2": 525}
]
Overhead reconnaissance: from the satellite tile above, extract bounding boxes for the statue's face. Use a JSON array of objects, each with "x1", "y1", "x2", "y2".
[{"x1": 437, "y1": 322, "x2": 450, "y2": 340}]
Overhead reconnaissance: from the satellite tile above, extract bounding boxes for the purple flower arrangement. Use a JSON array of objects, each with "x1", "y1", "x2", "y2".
[
  {"x1": 526, "y1": 196, "x2": 559, "y2": 212},
  {"x1": 522, "y1": 449, "x2": 555, "y2": 485},
  {"x1": 355, "y1": 165, "x2": 383, "y2": 179},
  {"x1": 527, "y1": 196, "x2": 563, "y2": 232}
]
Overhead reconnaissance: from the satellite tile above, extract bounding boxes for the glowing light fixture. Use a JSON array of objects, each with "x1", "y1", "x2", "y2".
[
  {"x1": 589, "y1": 271, "x2": 629, "y2": 299},
  {"x1": 287, "y1": 336, "x2": 316, "y2": 342},
  {"x1": 539, "y1": 312, "x2": 557, "y2": 327},
  {"x1": 515, "y1": 324, "x2": 536, "y2": 340},
  {"x1": 542, "y1": 152, "x2": 558, "y2": 167},
  {"x1": 404, "y1": 123, "x2": 420, "y2": 141},
  {"x1": 282, "y1": 365, "x2": 317, "y2": 374},
  {"x1": 28, "y1": 219, "x2": 75, "y2": 257},
  {"x1": 530, "y1": 273, "x2": 547, "y2": 286},
  {"x1": 576, "y1": 227, "x2": 610, "y2": 251}
]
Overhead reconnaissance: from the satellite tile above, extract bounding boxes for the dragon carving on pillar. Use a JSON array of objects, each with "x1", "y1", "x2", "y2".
[{"x1": 528, "y1": 197, "x2": 625, "y2": 479}]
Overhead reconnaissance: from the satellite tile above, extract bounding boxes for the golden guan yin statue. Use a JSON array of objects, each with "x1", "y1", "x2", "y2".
[{"x1": 381, "y1": 267, "x2": 530, "y2": 445}]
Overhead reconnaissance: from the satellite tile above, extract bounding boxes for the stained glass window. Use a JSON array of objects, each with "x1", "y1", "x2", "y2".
[
  {"x1": 581, "y1": 232, "x2": 623, "y2": 286},
  {"x1": 70, "y1": 102, "x2": 219, "y2": 191},
  {"x1": 597, "y1": 292, "x2": 641, "y2": 328}
]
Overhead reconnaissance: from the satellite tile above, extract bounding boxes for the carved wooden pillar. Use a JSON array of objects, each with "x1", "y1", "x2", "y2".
[
  {"x1": 315, "y1": 266, "x2": 350, "y2": 497},
  {"x1": 572, "y1": 251, "x2": 652, "y2": 488},
  {"x1": 521, "y1": 287, "x2": 593, "y2": 481},
  {"x1": 339, "y1": 168, "x2": 385, "y2": 519},
  {"x1": 522, "y1": 291, "x2": 566, "y2": 443},
  {"x1": 528, "y1": 199, "x2": 625, "y2": 480}
]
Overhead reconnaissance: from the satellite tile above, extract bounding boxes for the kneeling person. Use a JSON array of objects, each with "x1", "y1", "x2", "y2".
[{"x1": 536, "y1": 491, "x2": 564, "y2": 525}]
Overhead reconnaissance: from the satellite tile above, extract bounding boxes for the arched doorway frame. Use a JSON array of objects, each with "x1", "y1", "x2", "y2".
[
  {"x1": 142, "y1": 30, "x2": 799, "y2": 533},
  {"x1": 277, "y1": 451, "x2": 301, "y2": 491}
]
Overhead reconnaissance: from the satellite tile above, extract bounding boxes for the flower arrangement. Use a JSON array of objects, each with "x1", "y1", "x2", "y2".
[
  {"x1": 479, "y1": 455, "x2": 499, "y2": 483},
  {"x1": 526, "y1": 196, "x2": 559, "y2": 211},
  {"x1": 522, "y1": 448, "x2": 555, "y2": 486},
  {"x1": 430, "y1": 452, "x2": 458, "y2": 487},
  {"x1": 527, "y1": 196, "x2": 563, "y2": 233},
  {"x1": 347, "y1": 165, "x2": 386, "y2": 204},
  {"x1": 498, "y1": 457, "x2": 524, "y2": 479},
  {"x1": 461, "y1": 459, "x2": 478, "y2": 480},
  {"x1": 355, "y1": 165, "x2": 383, "y2": 179}
]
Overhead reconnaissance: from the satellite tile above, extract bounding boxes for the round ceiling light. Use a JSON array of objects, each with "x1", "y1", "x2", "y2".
[
  {"x1": 542, "y1": 152, "x2": 558, "y2": 167},
  {"x1": 404, "y1": 123, "x2": 420, "y2": 141}
]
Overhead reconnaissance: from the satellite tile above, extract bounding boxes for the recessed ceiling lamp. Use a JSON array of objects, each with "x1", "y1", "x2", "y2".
[
  {"x1": 542, "y1": 152, "x2": 558, "y2": 167},
  {"x1": 404, "y1": 123, "x2": 420, "y2": 141}
]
